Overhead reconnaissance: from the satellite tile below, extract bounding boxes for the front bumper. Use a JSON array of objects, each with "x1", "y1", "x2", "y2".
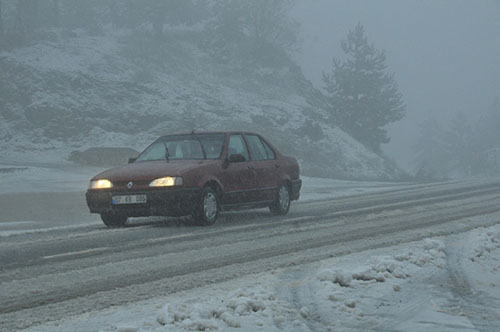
[
  {"x1": 290, "y1": 178, "x2": 302, "y2": 201},
  {"x1": 86, "y1": 188, "x2": 203, "y2": 217}
]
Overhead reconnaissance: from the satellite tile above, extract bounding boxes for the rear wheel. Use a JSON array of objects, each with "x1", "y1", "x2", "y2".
[
  {"x1": 192, "y1": 188, "x2": 219, "y2": 226},
  {"x1": 100, "y1": 213, "x2": 128, "y2": 228},
  {"x1": 269, "y1": 183, "x2": 291, "y2": 216}
]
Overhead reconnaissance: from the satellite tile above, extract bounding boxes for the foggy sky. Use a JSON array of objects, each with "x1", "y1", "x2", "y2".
[{"x1": 292, "y1": 0, "x2": 500, "y2": 171}]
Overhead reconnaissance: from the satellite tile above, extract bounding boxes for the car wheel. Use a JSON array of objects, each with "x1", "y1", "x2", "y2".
[
  {"x1": 100, "y1": 213, "x2": 128, "y2": 228},
  {"x1": 193, "y1": 188, "x2": 219, "y2": 226},
  {"x1": 269, "y1": 183, "x2": 291, "y2": 216}
]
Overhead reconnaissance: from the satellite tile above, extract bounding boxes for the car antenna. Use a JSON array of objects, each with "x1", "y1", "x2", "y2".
[{"x1": 163, "y1": 142, "x2": 170, "y2": 163}]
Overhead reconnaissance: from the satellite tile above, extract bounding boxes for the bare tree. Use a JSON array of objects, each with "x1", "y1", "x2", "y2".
[
  {"x1": 211, "y1": 0, "x2": 299, "y2": 52},
  {"x1": 244, "y1": 0, "x2": 298, "y2": 50}
]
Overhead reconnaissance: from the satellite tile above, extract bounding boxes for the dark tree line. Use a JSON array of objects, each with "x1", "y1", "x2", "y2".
[
  {"x1": 0, "y1": 0, "x2": 206, "y2": 47},
  {"x1": 0, "y1": 1, "x2": 298, "y2": 48}
]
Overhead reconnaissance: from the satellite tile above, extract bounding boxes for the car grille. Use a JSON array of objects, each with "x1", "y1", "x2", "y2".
[{"x1": 112, "y1": 180, "x2": 151, "y2": 191}]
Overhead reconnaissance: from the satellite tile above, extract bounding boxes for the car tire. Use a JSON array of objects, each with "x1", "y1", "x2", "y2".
[
  {"x1": 269, "y1": 183, "x2": 291, "y2": 216},
  {"x1": 192, "y1": 188, "x2": 219, "y2": 226},
  {"x1": 100, "y1": 213, "x2": 128, "y2": 228}
]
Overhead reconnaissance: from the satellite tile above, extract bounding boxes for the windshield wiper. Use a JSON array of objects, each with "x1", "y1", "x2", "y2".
[{"x1": 163, "y1": 143, "x2": 170, "y2": 163}]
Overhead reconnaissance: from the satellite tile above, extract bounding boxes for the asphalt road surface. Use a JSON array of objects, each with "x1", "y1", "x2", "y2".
[{"x1": 1, "y1": 178, "x2": 500, "y2": 331}]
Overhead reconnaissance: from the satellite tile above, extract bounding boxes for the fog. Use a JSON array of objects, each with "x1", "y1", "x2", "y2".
[
  {"x1": 3, "y1": 2, "x2": 500, "y2": 330},
  {"x1": 293, "y1": 0, "x2": 500, "y2": 171},
  {"x1": 1, "y1": 0, "x2": 500, "y2": 178}
]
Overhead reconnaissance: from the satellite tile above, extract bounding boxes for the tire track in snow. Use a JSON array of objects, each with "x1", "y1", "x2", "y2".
[{"x1": 444, "y1": 245, "x2": 500, "y2": 332}]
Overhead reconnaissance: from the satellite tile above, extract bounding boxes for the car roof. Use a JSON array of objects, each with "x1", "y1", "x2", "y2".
[{"x1": 158, "y1": 131, "x2": 262, "y2": 138}]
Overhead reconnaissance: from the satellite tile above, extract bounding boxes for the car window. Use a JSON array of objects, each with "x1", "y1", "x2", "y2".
[
  {"x1": 260, "y1": 137, "x2": 276, "y2": 159},
  {"x1": 137, "y1": 142, "x2": 166, "y2": 161},
  {"x1": 246, "y1": 134, "x2": 269, "y2": 161},
  {"x1": 200, "y1": 134, "x2": 226, "y2": 159},
  {"x1": 228, "y1": 134, "x2": 249, "y2": 161},
  {"x1": 168, "y1": 139, "x2": 204, "y2": 159}
]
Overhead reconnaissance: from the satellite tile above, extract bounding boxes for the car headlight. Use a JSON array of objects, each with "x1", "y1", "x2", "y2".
[
  {"x1": 149, "y1": 176, "x2": 183, "y2": 187},
  {"x1": 89, "y1": 179, "x2": 113, "y2": 189}
]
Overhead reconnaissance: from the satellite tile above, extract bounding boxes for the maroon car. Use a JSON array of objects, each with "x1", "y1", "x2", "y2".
[{"x1": 86, "y1": 131, "x2": 302, "y2": 227}]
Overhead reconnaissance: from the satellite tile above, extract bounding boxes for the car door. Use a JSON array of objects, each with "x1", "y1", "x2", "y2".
[
  {"x1": 244, "y1": 134, "x2": 279, "y2": 201},
  {"x1": 220, "y1": 134, "x2": 257, "y2": 205}
]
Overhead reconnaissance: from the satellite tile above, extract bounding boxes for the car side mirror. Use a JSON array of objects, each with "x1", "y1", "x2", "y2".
[
  {"x1": 128, "y1": 157, "x2": 137, "y2": 164},
  {"x1": 228, "y1": 154, "x2": 246, "y2": 163}
]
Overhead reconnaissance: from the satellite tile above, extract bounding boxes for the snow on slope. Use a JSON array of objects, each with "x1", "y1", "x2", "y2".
[
  {"x1": 0, "y1": 29, "x2": 400, "y2": 179},
  {"x1": 21, "y1": 221, "x2": 500, "y2": 332}
]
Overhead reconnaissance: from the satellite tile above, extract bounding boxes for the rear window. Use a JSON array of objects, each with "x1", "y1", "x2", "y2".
[{"x1": 246, "y1": 135, "x2": 275, "y2": 160}]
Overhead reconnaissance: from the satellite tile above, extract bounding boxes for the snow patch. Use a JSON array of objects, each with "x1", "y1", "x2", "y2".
[
  {"x1": 155, "y1": 287, "x2": 289, "y2": 331},
  {"x1": 467, "y1": 224, "x2": 500, "y2": 260},
  {"x1": 317, "y1": 240, "x2": 445, "y2": 289}
]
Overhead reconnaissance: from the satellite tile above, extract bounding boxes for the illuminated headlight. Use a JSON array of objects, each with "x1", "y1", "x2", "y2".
[
  {"x1": 149, "y1": 176, "x2": 183, "y2": 187},
  {"x1": 89, "y1": 179, "x2": 113, "y2": 189}
]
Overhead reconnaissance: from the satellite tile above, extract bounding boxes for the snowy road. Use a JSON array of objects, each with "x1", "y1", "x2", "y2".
[{"x1": 1, "y1": 178, "x2": 500, "y2": 331}]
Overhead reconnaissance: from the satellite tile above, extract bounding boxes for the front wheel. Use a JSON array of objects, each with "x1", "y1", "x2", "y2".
[
  {"x1": 100, "y1": 213, "x2": 128, "y2": 228},
  {"x1": 192, "y1": 188, "x2": 219, "y2": 226},
  {"x1": 269, "y1": 183, "x2": 291, "y2": 216}
]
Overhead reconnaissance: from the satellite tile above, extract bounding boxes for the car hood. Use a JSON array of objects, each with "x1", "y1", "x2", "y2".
[{"x1": 92, "y1": 160, "x2": 217, "y2": 182}]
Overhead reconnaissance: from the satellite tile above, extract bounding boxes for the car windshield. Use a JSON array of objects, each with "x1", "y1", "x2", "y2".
[{"x1": 135, "y1": 134, "x2": 225, "y2": 162}]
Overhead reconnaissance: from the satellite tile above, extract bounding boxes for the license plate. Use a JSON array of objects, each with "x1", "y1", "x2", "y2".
[{"x1": 112, "y1": 195, "x2": 147, "y2": 205}]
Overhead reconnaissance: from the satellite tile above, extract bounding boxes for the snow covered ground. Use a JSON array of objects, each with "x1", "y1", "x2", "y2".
[
  {"x1": 298, "y1": 176, "x2": 412, "y2": 202},
  {"x1": 19, "y1": 223, "x2": 500, "y2": 332},
  {"x1": 0, "y1": 164, "x2": 105, "y2": 194}
]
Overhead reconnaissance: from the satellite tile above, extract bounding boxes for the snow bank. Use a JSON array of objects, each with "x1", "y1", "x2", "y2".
[
  {"x1": 317, "y1": 239, "x2": 445, "y2": 288},
  {"x1": 466, "y1": 224, "x2": 500, "y2": 261},
  {"x1": 459, "y1": 223, "x2": 500, "y2": 302},
  {"x1": 155, "y1": 287, "x2": 309, "y2": 331},
  {"x1": 148, "y1": 238, "x2": 449, "y2": 331}
]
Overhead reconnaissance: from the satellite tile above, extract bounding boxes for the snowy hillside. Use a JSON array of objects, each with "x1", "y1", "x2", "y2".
[{"x1": 0, "y1": 28, "x2": 400, "y2": 179}]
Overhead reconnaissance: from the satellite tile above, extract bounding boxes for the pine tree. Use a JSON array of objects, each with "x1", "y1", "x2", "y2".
[{"x1": 323, "y1": 23, "x2": 405, "y2": 152}]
